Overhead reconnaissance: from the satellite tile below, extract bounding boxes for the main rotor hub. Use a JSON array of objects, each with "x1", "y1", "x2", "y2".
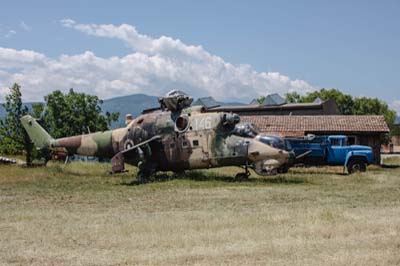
[{"x1": 158, "y1": 90, "x2": 193, "y2": 112}]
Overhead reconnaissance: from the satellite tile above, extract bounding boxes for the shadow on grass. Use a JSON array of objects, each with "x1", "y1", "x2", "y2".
[
  {"x1": 381, "y1": 164, "x2": 400, "y2": 169},
  {"x1": 289, "y1": 168, "x2": 348, "y2": 176},
  {"x1": 120, "y1": 171, "x2": 308, "y2": 186},
  {"x1": 120, "y1": 174, "x2": 173, "y2": 186},
  {"x1": 183, "y1": 171, "x2": 307, "y2": 184}
]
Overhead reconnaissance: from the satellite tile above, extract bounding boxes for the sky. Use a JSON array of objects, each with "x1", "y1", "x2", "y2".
[{"x1": 0, "y1": 0, "x2": 399, "y2": 112}]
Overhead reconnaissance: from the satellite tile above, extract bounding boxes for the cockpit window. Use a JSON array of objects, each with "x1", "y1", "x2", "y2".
[
  {"x1": 232, "y1": 123, "x2": 259, "y2": 138},
  {"x1": 258, "y1": 135, "x2": 286, "y2": 150}
]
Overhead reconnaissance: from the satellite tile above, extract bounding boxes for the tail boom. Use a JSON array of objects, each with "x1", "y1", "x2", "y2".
[
  {"x1": 54, "y1": 131, "x2": 114, "y2": 157},
  {"x1": 21, "y1": 115, "x2": 115, "y2": 157}
]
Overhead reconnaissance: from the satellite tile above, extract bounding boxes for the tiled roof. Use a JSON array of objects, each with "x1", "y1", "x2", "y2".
[{"x1": 241, "y1": 115, "x2": 390, "y2": 133}]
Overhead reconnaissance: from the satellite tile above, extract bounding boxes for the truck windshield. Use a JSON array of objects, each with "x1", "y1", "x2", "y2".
[{"x1": 330, "y1": 138, "x2": 347, "y2": 146}]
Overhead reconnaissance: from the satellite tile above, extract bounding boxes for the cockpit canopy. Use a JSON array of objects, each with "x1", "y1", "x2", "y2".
[
  {"x1": 232, "y1": 122, "x2": 260, "y2": 138},
  {"x1": 256, "y1": 135, "x2": 287, "y2": 150}
]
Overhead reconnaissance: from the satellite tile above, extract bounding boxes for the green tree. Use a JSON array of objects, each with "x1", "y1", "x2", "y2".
[
  {"x1": 353, "y1": 97, "x2": 396, "y2": 128},
  {"x1": 43, "y1": 89, "x2": 119, "y2": 138},
  {"x1": 284, "y1": 88, "x2": 397, "y2": 142},
  {"x1": 284, "y1": 91, "x2": 302, "y2": 103},
  {"x1": 255, "y1": 96, "x2": 266, "y2": 105},
  {"x1": 297, "y1": 89, "x2": 354, "y2": 115},
  {"x1": 0, "y1": 83, "x2": 33, "y2": 164}
]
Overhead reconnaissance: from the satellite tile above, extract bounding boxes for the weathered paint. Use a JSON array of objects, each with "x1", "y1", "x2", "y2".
[{"x1": 21, "y1": 102, "x2": 290, "y2": 176}]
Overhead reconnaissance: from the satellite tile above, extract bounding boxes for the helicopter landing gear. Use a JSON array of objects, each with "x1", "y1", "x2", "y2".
[
  {"x1": 136, "y1": 162, "x2": 157, "y2": 184},
  {"x1": 235, "y1": 163, "x2": 251, "y2": 181},
  {"x1": 137, "y1": 169, "x2": 151, "y2": 184}
]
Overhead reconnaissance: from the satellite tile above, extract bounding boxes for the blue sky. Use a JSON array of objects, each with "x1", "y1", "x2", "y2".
[{"x1": 0, "y1": 0, "x2": 399, "y2": 111}]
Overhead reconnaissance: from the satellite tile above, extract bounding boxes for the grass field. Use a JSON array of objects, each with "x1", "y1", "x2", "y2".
[{"x1": 1, "y1": 159, "x2": 400, "y2": 265}]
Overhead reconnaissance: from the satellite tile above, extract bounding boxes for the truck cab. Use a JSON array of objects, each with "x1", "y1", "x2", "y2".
[
  {"x1": 326, "y1": 135, "x2": 373, "y2": 173},
  {"x1": 327, "y1": 136, "x2": 349, "y2": 164},
  {"x1": 283, "y1": 135, "x2": 374, "y2": 174}
]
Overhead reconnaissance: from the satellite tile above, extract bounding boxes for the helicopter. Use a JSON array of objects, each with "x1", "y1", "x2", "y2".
[{"x1": 21, "y1": 90, "x2": 292, "y2": 183}]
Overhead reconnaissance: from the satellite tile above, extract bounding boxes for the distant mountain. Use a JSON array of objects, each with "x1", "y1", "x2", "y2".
[
  {"x1": 0, "y1": 93, "x2": 246, "y2": 129},
  {"x1": 395, "y1": 116, "x2": 400, "y2": 125},
  {"x1": 101, "y1": 94, "x2": 160, "y2": 127},
  {"x1": 102, "y1": 94, "x2": 245, "y2": 127}
]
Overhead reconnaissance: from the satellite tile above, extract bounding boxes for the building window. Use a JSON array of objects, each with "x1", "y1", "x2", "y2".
[{"x1": 192, "y1": 140, "x2": 199, "y2": 146}]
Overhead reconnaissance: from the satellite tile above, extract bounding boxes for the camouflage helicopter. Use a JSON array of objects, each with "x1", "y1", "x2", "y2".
[{"x1": 21, "y1": 90, "x2": 292, "y2": 183}]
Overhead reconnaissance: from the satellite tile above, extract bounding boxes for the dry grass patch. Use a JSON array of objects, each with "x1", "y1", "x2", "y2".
[{"x1": 0, "y1": 162, "x2": 400, "y2": 265}]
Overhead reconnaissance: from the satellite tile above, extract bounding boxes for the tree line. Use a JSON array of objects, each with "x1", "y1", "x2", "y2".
[
  {"x1": 0, "y1": 83, "x2": 119, "y2": 165},
  {"x1": 260, "y1": 89, "x2": 397, "y2": 144},
  {"x1": 262, "y1": 89, "x2": 397, "y2": 143},
  {"x1": 284, "y1": 89, "x2": 396, "y2": 128},
  {"x1": 0, "y1": 84, "x2": 397, "y2": 165},
  {"x1": 256, "y1": 88, "x2": 396, "y2": 129}
]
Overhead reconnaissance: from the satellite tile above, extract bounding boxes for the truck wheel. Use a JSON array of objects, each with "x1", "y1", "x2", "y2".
[
  {"x1": 347, "y1": 159, "x2": 366, "y2": 174},
  {"x1": 361, "y1": 164, "x2": 367, "y2": 172}
]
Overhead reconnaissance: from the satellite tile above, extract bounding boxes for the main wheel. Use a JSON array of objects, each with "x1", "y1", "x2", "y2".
[
  {"x1": 347, "y1": 158, "x2": 367, "y2": 174},
  {"x1": 137, "y1": 169, "x2": 151, "y2": 184},
  {"x1": 173, "y1": 171, "x2": 186, "y2": 179},
  {"x1": 136, "y1": 161, "x2": 158, "y2": 184},
  {"x1": 235, "y1": 172, "x2": 250, "y2": 181},
  {"x1": 277, "y1": 164, "x2": 289, "y2": 174}
]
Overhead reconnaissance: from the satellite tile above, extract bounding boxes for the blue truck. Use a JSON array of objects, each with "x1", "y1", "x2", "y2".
[{"x1": 257, "y1": 135, "x2": 374, "y2": 174}]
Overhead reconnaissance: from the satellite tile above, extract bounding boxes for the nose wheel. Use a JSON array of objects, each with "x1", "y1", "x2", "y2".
[{"x1": 235, "y1": 163, "x2": 251, "y2": 180}]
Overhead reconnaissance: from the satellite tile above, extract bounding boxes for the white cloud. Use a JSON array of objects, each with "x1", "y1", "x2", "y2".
[
  {"x1": 0, "y1": 19, "x2": 314, "y2": 102},
  {"x1": 390, "y1": 100, "x2": 400, "y2": 114},
  {"x1": 60, "y1": 19, "x2": 210, "y2": 59},
  {"x1": 0, "y1": 48, "x2": 47, "y2": 68},
  {"x1": 19, "y1": 21, "x2": 31, "y2": 31}
]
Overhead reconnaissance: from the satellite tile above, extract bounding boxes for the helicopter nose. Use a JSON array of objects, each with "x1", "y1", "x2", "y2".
[{"x1": 247, "y1": 139, "x2": 288, "y2": 162}]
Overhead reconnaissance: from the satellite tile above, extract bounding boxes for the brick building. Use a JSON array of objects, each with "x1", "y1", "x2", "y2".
[
  {"x1": 389, "y1": 116, "x2": 400, "y2": 153},
  {"x1": 240, "y1": 115, "x2": 389, "y2": 164},
  {"x1": 200, "y1": 95, "x2": 390, "y2": 164}
]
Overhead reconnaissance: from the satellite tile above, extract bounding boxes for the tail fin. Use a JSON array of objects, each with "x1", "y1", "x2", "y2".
[{"x1": 20, "y1": 115, "x2": 54, "y2": 149}]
